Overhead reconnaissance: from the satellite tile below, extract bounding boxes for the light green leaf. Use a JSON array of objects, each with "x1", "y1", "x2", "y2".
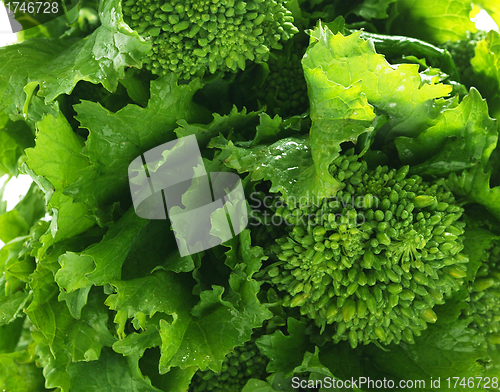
[
  {"x1": 28, "y1": 0, "x2": 150, "y2": 101},
  {"x1": 105, "y1": 271, "x2": 196, "y2": 335},
  {"x1": 252, "y1": 113, "x2": 285, "y2": 146},
  {"x1": 42, "y1": 193, "x2": 95, "y2": 258},
  {"x1": 0, "y1": 349, "x2": 46, "y2": 392},
  {"x1": 300, "y1": 25, "x2": 453, "y2": 202},
  {"x1": 388, "y1": 0, "x2": 477, "y2": 44},
  {"x1": 160, "y1": 281, "x2": 271, "y2": 373},
  {"x1": 0, "y1": 118, "x2": 31, "y2": 176},
  {"x1": 28, "y1": 275, "x2": 115, "y2": 390},
  {"x1": 471, "y1": 30, "x2": 500, "y2": 120},
  {"x1": 0, "y1": 132, "x2": 20, "y2": 177},
  {"x1": 304, "y1": 67, "x2": 375, "y2": 199},
  {"x1": 9, "y1": 182, "x2": 45, "y2": 229},
  {"x1": 292, "y1": 347, "x2": 334, "y2": 379},
  {"x1": 32, "y1": 329, "x2": 71, "y2": 391},
  {"x1": 119, "y1": 220, "x2": 198, "y2": 278},
  {"x1": 447, "y1": 164, "x2": 500, "y2": 221},
  {"x1": 304, "y1": 26, "x2": 452, "y2": 138},
  {"x1": 25, "y1": 111, "x2": 94, "y2": 256},
  {"x1": 221, "y1": 229, "x2": 267, "y2": 278},
  {"x1": 108, "y1": 259, "x2": 273, "y2": 375},
  {"x1": 395, "y1": 88, "x2": 498, "y2": 175},
  {"x1": 243, "y1": 112, "x2": 307, "y2": 147},
  {"x1": 0, "y1": 182, "x2": 45, "y2": 244},
  {"x1": 0, "y1": 316, "x2": 24, "y2": 353},
  {"x1": 26, "y1": 113, "x2": 88, "y2": 190},
  {"x1": 474, "y1": 0, "x2": 500, "y2": 28},
  {"x1": 0, "y1": 291, "x2": 32, "y2": 325},
  {"x1": 1, "y1": 0, "x2": 150, "y2": 124},
  {"x1": 175, "y1": 106, "x2": 259, "y2": 147},
  {"x1": 56, "y1": 208, "x2": 149, "y2": 292},
  {"x1": 142, "y1": 364, "x2": 197, "y2": 392},
  {"x1": 246, "y1": 347, "x2": 335, "y2": 392},
  {"x1": 5, "y1": 255, "x2": 36, "y2": 283},
  {"x1": 462, "y1": 226, "x2": 499, "y2": 282},
  {"x1": 0, "y1": 236, "x2": 27, "y2": 278},
  {"x1": 0, "y1": 211, "x2": 29, "y2": 244},
  {"x1": 26, "y1": 227, "x2": 102, "y2": 319},
  {"x1": 242, "y1": 379, "x2": 280, "y2": 392},
  {"x1": 113, "y1": 326, "x2": 162, "y2": 357},
  {"x1": 27, "y1": 285, "x2": 103, "y2": 364},
  {"x1": 55, "y1": 253, "x2": 94, "y2": 294},
  {"x1": 0, "y1": 39, "x2": 73, "y2": 117},
  {"x1": 212, "y1": 136, "x2": 325, "y2": 204},
  {"x1": 58, "y1": 286, "x2": 92, "y2": 321}
]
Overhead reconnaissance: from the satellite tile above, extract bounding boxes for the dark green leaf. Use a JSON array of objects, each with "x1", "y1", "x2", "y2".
[
  {"x1": 65, "y1": 75, "x2": 209, "y2": 217},
  {"x1": 160, "y1": 277, "x2": 272, "y2": 373},
  {"x1": 257, "y1": 318, "x2": 314, "y2": 376},
  {"x1": 67, "y1": 348, "x2": 161, "y2": 392},
  {"x1": 352, "y1": 0, "x2": 396, "y2": 20}
]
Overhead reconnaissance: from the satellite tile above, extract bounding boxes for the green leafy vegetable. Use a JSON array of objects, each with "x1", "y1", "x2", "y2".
[
  {"x1": 1, "y1": 1, "x2": 500, "y2": 391},
  {"x1": 388, "y1": 0, "x2": 477, "y2": 44},
  {"x1": 471, "y1": 30, "x2": 500, "y2": 120},
  {"x1": 122, "y1": 0, "x2": 298, "y2": 78}
]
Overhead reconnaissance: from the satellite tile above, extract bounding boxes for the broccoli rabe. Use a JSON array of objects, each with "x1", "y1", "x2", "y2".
[
  {"x1": 266, "y1": 152, "x2": 468, "y2": 348},
  {"x1": 190, "y1": 339, "x2": 268, "y2": 391},
  {"x1": 259, "y1": 36, "x2": 309, "y2": 117},
  {"x1": 440, "y1": 30, "x2": 487, "y2": 86},
  {"x1": 465, "y1": 242, "x2": 500, "y2": 347},
  {"x1": 122, "y1": 0, "x2": 298, "y2": 79}
]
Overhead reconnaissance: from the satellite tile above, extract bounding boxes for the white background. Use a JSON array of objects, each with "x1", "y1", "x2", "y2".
[{"x1": 0, "y1": 1, "x2": 18, "y2": 44}]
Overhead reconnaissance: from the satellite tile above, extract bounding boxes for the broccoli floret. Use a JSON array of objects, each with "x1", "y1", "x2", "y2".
[
  {"x1": 266, "y1": 152, "x2": 468, "y2": 348},
  {"x1": 464, "y1": 243, "x2": 500, "y2": 346},
  {"x1": 259, "y1": 36, "x2": 309, "y2": 117},
  {"x1": 190, "y1": 339, "x2": 268, "y2": 391},
  {"x1": 122, "y1": 0, "x2": 298, "y2": 79},
  {"x1": 440, "y1": 30, "x2": 487, "y2": 86}
]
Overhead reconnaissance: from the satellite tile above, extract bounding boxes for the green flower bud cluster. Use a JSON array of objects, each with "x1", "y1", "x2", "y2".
[
  {"x1": 440, "y1": 30, "x2": 487, "y2": 86},
  {"x1": 122, "y1": 0, "x2": 298, "y2": 79},
  {"x1": 260, "y1": 37, "x2": 308, "y2": 116},
  {"x1": 190, "y1": 340, "x2": 268, "y2": 391},
  {"x1": 464, "y1": 243, "x2": 500, "y2": 346},
  {"x1": 267, "y1": 154, "x2": 468, "y2": 347}
]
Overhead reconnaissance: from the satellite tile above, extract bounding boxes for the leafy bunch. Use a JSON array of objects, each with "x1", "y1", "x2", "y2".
[
  {"x1": 1, "y1": 0, "x2": 500, "y2": 391},
  {"x1": 268, "y1": 154, "x2": 468, "y2": 348}
]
